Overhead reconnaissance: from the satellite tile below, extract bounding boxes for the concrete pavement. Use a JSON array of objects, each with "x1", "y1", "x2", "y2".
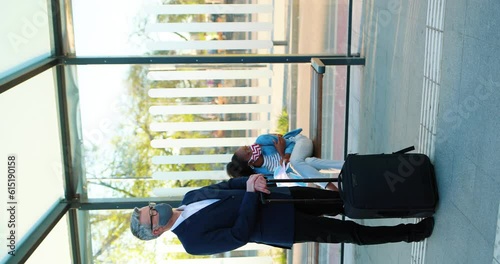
[{"x1": 320, "y1": 0, "x2": 500, "y2": 263}]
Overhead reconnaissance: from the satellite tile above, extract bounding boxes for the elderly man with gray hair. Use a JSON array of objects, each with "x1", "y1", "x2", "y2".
[{"x1": 130, "y1": 174, "x2": 434, "y2": 255}]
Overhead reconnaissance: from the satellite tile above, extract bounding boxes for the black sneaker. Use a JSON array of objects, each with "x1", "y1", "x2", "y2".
[{"x1": 407, "y1": 217, "x2": 435, "y2": 242}]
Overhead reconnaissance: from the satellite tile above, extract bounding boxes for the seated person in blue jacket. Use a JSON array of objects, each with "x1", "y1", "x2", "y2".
[
  {"x1": 226, "y1": 128, "x2": 344, "y2": 191},
  {"x1": 130, "y1": 174, "x2": 434, "y2": 256}
]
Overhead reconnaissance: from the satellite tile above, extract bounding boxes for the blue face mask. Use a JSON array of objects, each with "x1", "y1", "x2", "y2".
[{"x1": 155, "y1": 203, "x2": 174, "y2": 226}]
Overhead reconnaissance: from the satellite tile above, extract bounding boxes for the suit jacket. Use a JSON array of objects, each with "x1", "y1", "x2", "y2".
[{"x1": 171, "y1": 177, "x2": 295, "y2": 255}]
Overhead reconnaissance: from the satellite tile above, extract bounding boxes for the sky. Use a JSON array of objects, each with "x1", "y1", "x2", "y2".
[
  {"x1": 73, "y1": 0, "x2": 186, "y2": 150},
  {"x1": 72, "y1": 0, "x2": 152, "y2": 135}
]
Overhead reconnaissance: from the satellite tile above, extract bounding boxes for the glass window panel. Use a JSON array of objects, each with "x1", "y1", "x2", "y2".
[
  {"x1": 77, "y1": 62, "x2": 350, "y2": 199},
  {"x1": 76, "y1": 63, "x2": 350, "y2": 261},
  {"x1": 0, "y1": 0, "x2": 52, "y2": 78},
  {"x1": 294, "y1": 65, "x2": 347, "y2": 160},
  {"x1": 350, "y1": 0, "x2": 364, "y2": 55},
  {"x1": 290, "y1": 0, "x2": 349, "y2": 55},
  {"x1": 25, "y1": 214, "x2": 72, "y2": 264},
  {"x1": 71, "y1": 0, "x2": 152, "y2": 56},
  {"x1": 0, "y1": 69, "x2": 64, "y2": 246},
  {"x1": 76, "y1": 63, "x2": 286, "y2": 198},
  {"x1": 71, "y1": 0, "x2": 349, "y2": 56},
  {"x1": 322, "y1": 65, "x2": 347, "y2": 160},
  {"x1": 346, "y1": 65, "x2": 363, "y2": 153}
]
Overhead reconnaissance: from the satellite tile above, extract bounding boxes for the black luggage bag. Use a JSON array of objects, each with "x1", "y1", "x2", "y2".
[
  {"x1": 261, "y1": 146, "x2": 439, "y2": 219},
  {"x1": 340, "y1": 146, "x2": 438, "y2": 218}
]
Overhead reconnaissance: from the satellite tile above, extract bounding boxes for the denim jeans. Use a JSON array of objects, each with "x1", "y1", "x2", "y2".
[{"x1": 289, "y1": 135, "x2": 344, "y2": 188}]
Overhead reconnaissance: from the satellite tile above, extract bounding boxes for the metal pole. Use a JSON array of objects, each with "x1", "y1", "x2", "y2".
[
  {"x1": 75, "y1": 198, "x2": 182, "y2": 210},
  {"x1": 62, "y1": 55, "x2": 365, "y2": 65},
  {"x1": 50, "y1": 0, "x2": 81, "y2": 262},
  {"x1": 340, "y1": 65, "x2": 352, "y2": 264},
  {"x1": 0, "y1": 58, "x2": 59, "y2": 95},
  {"x1": 341, "y1": 0, "x2": 354, "y2": 261},
  {"x1": 347, "y1": 0, "x2": 353, "y2": 57}
]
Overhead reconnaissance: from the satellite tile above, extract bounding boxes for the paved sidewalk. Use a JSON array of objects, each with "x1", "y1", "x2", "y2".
[{"x1": 328, "y1": 0, "x2": 500, "y2": 263}]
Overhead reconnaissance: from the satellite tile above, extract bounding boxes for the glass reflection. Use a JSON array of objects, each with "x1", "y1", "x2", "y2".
[
  {"x1": 72, "y1": 0, "x2": 349, "y2": 56},
  {"x1": 0, "y1": 69, "x2": 64, "y2": 243},
  {"x1": 25, "y1": 214, "x2": 72, "y2": 264},
  {"x1": 77, "y1": 64, "x2": 281, "y2": 199},
  {"x1": 0, "y1": 0, "x2": 52, "y2": 78}
]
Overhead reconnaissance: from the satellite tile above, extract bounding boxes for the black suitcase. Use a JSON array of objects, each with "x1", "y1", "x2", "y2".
[
  {"x1": 340, "y1": 146, "x2": 438, "y2": 219},
  {"x1": 261, "y1": 146, "x2": 439, "y2": 219}
]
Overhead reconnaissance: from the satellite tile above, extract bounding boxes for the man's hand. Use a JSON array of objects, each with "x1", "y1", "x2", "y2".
[{"x1": 246, "y1": 174, "x2": 271, "y2": 194}]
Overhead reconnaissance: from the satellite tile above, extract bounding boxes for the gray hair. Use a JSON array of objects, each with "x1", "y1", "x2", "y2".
[{"x1": 130, "y1": 207, "x2": 159, "y2": 241}]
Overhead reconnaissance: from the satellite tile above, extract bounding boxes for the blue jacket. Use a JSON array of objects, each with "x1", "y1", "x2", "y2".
[
  {"x1": 171, "y1": 177, "x2": 295, "y2": 255},
  {"x1": 253, "y1": 128, "x2": 302, "y2": 176}
]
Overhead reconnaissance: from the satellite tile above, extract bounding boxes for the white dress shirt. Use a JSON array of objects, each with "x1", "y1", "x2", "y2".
[{"x1": 170, "y1": 199, "x2": 220, "y2": 231}]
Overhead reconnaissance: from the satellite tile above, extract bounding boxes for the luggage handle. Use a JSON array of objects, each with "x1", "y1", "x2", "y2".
[
  {"x1": 259, "y1": 193, "x2": 343, "y2": 204},
  {"x1": 261, "y1": 178, "x2": 341, "y2": 204},
  {"x1": 265, "y1": 178, "x2": 338, "y2": 183},
  {"x1": 347, "y1": 146, "x2": 415, "y2": 156},
  {"x1": 392, "y1": 146, "x2": 415, "y2": 154}
]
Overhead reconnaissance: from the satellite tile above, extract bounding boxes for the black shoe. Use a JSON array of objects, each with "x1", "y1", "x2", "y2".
[{"x1": 407, "y1": 217, "x2": 434, "y2": 242}]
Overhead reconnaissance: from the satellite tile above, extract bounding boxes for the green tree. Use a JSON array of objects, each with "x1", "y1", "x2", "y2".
[{"x1": 276, "y1": 108, "x2": 290, "y2": 135}]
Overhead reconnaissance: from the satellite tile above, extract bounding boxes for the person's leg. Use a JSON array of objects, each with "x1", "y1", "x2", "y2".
[
  {"x1": 289, "y1": 135, "x2": 330, "y2": 188},
  {"x1": 293, "y1": 212, "x2": 434, "y2": 245},
  {"x1": 303, "y1": 157, "x2": 343, "y2": 191},
  {"x1": 305, "y1": 157, "x2": 344, "y2": 170},
  {"x1": 289, "y1": 187, "x2": 343, "y2": 216},
  {"x1": 289, "y1": 134, "x2": 313, "y2": 161}
]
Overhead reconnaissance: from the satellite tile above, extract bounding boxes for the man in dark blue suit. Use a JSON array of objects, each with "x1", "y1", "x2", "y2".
[{"x1": 130, "y1": 174, "x2": 434, "y2": 255}]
